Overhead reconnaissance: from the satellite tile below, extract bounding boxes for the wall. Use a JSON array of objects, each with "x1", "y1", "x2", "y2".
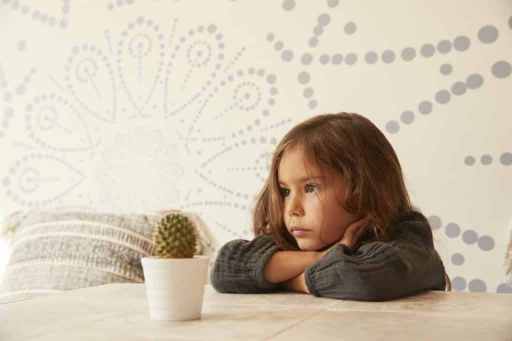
[{"x1": 0, "y1": 0, "x2": 511, "y2": 292}]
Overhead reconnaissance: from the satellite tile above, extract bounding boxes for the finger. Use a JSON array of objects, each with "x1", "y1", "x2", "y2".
[
  {"x1": 345, "y1": 217, "x2": 370, "y2": 240},
  {"x1": 346, "y1": 217, "x2": 369, "y2": 233},
  {"x1": 355, "y1": 221, "x2": 369, "y2": 238}
]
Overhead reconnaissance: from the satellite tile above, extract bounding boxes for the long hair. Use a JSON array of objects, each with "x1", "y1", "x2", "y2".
[{"x1": 253, "y1": 112, "x2": 413, "y2": 250}]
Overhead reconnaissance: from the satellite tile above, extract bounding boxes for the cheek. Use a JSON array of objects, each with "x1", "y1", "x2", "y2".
[{"x1": 321, "y1": 203, "x2": 354, "y2": 237}]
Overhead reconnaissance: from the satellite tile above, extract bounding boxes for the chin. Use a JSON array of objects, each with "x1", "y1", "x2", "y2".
[
  {"x1": 296, "y1": 241, "x2": 321, "y2": 252},
  {"x1": 297, "y1": 239, "x2": 333, "y2": 252}
]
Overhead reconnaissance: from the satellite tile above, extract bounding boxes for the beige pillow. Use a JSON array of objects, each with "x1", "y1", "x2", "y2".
[{"x1": 0, "y1": 209, "x2": 214, "y2": 304}]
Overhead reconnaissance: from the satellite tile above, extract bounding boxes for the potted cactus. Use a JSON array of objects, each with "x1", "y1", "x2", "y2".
[{"x1": 141, "y1": 212, "x2": 209, "y2": 321}]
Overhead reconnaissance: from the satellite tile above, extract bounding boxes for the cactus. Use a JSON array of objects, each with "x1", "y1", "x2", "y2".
[{"x1": 152, "y1": 212, "x2": 197, "y2": 258}]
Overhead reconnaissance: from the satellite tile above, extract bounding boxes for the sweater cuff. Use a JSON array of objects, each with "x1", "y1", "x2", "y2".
[
  {"x1": 304, "y1": 244, "x2": 352, "y2": 296},
  {"x1": 252, "y1": 236, "x2": 282, "y2": 290}
]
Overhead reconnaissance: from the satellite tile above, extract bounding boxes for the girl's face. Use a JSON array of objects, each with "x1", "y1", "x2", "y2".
[{"x1": 277, "y1": 146, "x2": 357, "y2": 251}]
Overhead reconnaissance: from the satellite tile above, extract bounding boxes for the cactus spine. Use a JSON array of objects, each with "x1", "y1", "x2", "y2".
[{"x1": 152, "y1": 212, "x2": 197, "y2": 258}]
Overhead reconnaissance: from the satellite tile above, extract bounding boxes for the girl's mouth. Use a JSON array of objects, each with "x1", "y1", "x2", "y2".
[{"x1": 291, "y1": 228, "x2": 311, "y2": 237}]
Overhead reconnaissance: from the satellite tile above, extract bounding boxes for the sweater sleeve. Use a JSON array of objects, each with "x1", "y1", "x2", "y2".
[
  {"x1": 304, "y1": 218, "x2": 447, "y2": 301},
  {"x1": 210, "y1": 234, "x2": 283, "y2": 293}
]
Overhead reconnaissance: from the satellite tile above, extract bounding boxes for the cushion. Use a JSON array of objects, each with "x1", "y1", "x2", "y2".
[{"x1": 0, "y1": 209, "x2": 214, "y2": 304}]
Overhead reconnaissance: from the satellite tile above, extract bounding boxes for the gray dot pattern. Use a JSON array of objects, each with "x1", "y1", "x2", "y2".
[
  {"x1": 301, "y1": 53, "x2": 313, "y2": 65},
  {"x1": 465, "y1": 152, "x2": 512, "y2": 167},
  {"x1": 327, "y1": 0, "x2": 339, "y2": 8},
  {"x1": 428, "y1": 215, "x2": 442, "y2": 230},
  {"x1": 344, "y1": 22, "x2": 357, "y2": 35},
  {"x1": 500, "y1": 152, "x2": 512, "y2": 165},
  {"x1": 445, "y1": 222, "x2": 461, "y2": 238},
  {"x1": 480, "y1": 154, "x2": 492, "y2": 165},
  {"x1": 331, "y1": 54, "x2": 342, "y2": 64},
  {"x1": 466, "y1": 73, "x2": 484, "y2": 89},
  {"x1": 25, "y1": 93, "x2": 96, "y2": 151},
  {"x1": 478, "y1": 25, "x2": 499, "y2": 44},
  {"x1": 282, "y1": 0, "x2": 295, "y2": 11},
  {"x1": 440, "y1": 63, "x2": 453, "y2": 75},
  {"x1": 303, "y1": 87, "x2": 314, "y2": 98},
  {"x1": 435, "y1": 219, "x2": 496, "y2": 272},
  {"x1": 164, "y1": 22, "x2": 226, "y2": 118},
  {"x1": 4, "y1": 153, "x2": 85, "y2": 206},
  {"x1": 385, "y1": 120, "x2": 399, "y2": 134},
  {"x1": 401, "y1": 47, "x2": 416, "y2": 61},
  {"x1": 1, "y1": 66, "x2": 36, "y2": 139},
  {"x1": 491, "y1": 60, "x2": 511, "y2": 78},
  {"x1": 108, "y1": 0, "x2": 137, "y2": 10},
  {"x1": 437, "y1": 40, "x2": 452, "y2": 54},
  {"x1": 420, "y1": 44, "x2": 435, "y2": 58},
  {"x1": 400, "y1": 110, "x2": 414, "y2": 124},
  {"x1": 462, "y1": 230, "x2": 478, "y2": 244},
  {"x1": 318, "y1": 14, "x2": 331, "y2": 26},
  {"x1": 478, "y1": 235, "x2": 495, "y2": 251},
  {"x1": 297, "y1": 70, "x2": 319, "y2": 110},
  {"x1": 381, "y1": 50, "x2": 395, "y2": 64},
  {"x1": 298, "y1": 71, "x2": 310, "y2": 84},
  {"x1": 418, "y1": 101, "x2": 433, "y2": 115},
  {"x1": 274, "y1": 41, "x2": 284, "y2": 51},
  {"x1": 451, "y1": 81, "x2": 466, "y2": 96},
  {"x1": 497, "y1": 283, "x2": 512, "y2": 294},
  {"x1": 344, "y1": 53, "x2": 357, "y2": 65},
  {"x1": 0, "y1": 0, "x2": 72, "y2": 29},
  {"x1": 198, "y1": 70, "x2": 278, "y2": 161},
  {"x1": 386, "y1": 70, "x2": 484, "y2": 133},
  {"x1": 435, "y1": 90, "x2": 451, "y2": 104},
  {"x1": 17, "y1": 40, "x2": 27, "y2": 52},
  {"x1": 464, "y1": 155, "x2": 476, "y2": 166},
  {"x1": 319, "y1": 54, "x2": 330, "y2": 65},
  {"x1": 281, "y1": 49, "x2": 294, "y2": 62},
  {"x1": 365, "y1": 51, "x2": 378, "y2": 64},
  {"x1": 268, "y1": 24, "x2": 482, "y2": 75},
  {"x1": 452, "y1": 277, "x2": 466, "y2": 291},
  {"x1": 468, "y1": 279, "x2": 487, "y2": 292},
  {"x1": 314, "y1": 26, "x2": 324, "y2": 36},
  {"x1": 451, "y1": 253, "x2": 465, "y2": 265},
  {"x1": 453, "y1": 36, "x2": 471, "y2": 51}
]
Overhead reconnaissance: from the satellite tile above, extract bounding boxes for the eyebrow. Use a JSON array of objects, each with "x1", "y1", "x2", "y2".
[{"x1": 278, "y1": 176, "x2": 325, "y2": 186}]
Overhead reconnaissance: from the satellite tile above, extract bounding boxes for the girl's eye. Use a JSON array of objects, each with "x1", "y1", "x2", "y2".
[
  {"x1": 305, "y1": 183, "x2": 318, "y2": 193},
  {"x1": 280, "y1": 184, "x2": 318, "y2": 197},
  {"x1": 279, "y1": 187, "x2": 290, "y2": 197}
]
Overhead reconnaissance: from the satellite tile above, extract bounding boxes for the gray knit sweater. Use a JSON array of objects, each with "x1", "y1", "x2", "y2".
[{"x1": 211, "y1": 211, "x2": 448, "y2": 301}]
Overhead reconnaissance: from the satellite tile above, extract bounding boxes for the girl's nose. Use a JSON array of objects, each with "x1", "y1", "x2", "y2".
[{"x1": 288, "y1": 195, "x2": 304, "y2": 217}]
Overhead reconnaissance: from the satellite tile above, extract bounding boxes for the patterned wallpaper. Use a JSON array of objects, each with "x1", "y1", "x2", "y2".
[{"x1": 0, "y1": 1, "x2": 511, "y2": 293}]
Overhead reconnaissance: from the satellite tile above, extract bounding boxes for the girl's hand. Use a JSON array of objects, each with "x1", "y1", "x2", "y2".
[
  {"x1": 317, "y1": 216, "x2": 371, "y2": 259},
  {"x1": 339, "y1": 215, "x2": 371, "y2": 249}
]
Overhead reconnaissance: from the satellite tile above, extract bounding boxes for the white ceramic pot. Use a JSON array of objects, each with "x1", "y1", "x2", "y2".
[{"x1": 141, "y1": 255, "x2": 209, "y2": 321}]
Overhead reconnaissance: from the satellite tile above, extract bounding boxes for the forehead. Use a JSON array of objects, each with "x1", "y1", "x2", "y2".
[{"x1": 277, "y1": 146, "x2": 324, "y2": 183}]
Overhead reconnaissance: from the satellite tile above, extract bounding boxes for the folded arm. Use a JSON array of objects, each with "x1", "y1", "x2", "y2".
[
  {"x1": 304, "y1": 221, "x2": 447, "y2": 301},
  {"x1": 211, "y1": 234, "x2": 320, "y2": 294}
]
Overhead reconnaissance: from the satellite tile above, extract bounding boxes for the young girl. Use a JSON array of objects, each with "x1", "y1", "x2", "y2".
[{"x1": 211, "y1": 112, "x2": 450, "y2": 301}]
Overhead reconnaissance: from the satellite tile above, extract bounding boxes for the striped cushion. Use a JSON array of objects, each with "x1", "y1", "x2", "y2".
[{"x1": 0, "y1": 210, "x2": 213, "y2": 304}]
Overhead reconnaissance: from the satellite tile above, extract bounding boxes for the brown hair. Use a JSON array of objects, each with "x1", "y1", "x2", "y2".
[{"x1": 253, "y1": 112, "x2": 413, "y2": 250}]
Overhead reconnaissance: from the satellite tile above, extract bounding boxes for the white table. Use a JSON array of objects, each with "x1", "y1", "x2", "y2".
[{"x1": 2, "y1": 283, "x2": 511, "y2": 340}]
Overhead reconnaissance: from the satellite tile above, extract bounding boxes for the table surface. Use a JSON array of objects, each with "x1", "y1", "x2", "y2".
[{"x1": 1, "y1": 283, "x2": 511, "y2": 341}]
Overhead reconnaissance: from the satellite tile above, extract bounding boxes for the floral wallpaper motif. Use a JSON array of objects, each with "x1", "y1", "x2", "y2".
[{"x1": 0, "y1": 0, "x2": 511, "y2": 293}]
